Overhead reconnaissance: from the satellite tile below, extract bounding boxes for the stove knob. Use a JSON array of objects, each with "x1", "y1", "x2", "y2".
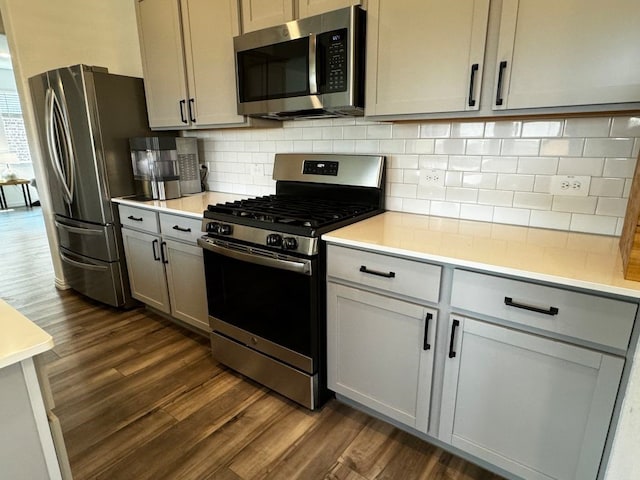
[
  {"x1": 205, "y1": 222, "x2": 219, "y2": 233},
  {"x1": 266, "y1": 233, "x2": 283, "y2": 247},
  {"x1": 282, "y1": 237, "x2": 298, "y2": 250},
  {"x1": 216, "y1": 224, "x2": 233, "y2": 235}
]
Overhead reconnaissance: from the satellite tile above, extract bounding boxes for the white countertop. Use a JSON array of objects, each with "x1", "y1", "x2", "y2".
[
  {"x1": 322, "y1": 211, "x2": 640, "y2": 299},
  {"x1": 0, "y1": 299, "x2": 53, "y2": 369},
  {"x1": 112, "y1": 191, "x2": 245, "y2": 219}
]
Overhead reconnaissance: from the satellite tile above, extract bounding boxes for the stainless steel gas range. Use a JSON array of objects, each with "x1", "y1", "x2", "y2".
[{"x1": 197, "y1": 153, "x2": 385, "y2": 409}]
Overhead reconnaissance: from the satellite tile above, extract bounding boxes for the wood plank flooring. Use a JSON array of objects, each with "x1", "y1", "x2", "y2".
[{"x1": 0, "y1": 207, "x2": 504, "y2": 480}]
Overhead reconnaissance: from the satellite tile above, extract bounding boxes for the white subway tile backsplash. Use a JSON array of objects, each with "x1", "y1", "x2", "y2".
[
  {"x1": 513, "y1": 192, "x2": 553, "y2": 210},
  {"x1": 569, "y1": 214, "x2": 617, "y2": 235},
  {"x1": 496, "y1": 174, "x2": 535, "y2": 191},
  {"x1": 596, "y1": 198, "x2": 628, "y2": 217},
  {"x1": 557, "y1": 157, "x2": 604, "y2": 176},
  {"x1": 539, "y1": 138, "x2": 584, "y2": 156},
  {"x1": 392, "y1": 123, "x2": 420, "y2": 138},
  {"x1": 517, "y1": 157, "x2": 558, "y2": 175},
  {"x1": 460, "y1": 204, "x2": 494, "y2": 222},
  {"x1": 451, "y1": 122, "x2": 484, "y2": 138},
  {"x1": 564, "y1": 117, "x2": 611, "y2": 137},
  {"x1": 481, "y1": 156, "x2": 518, "y2": 173},
  {"x1": 420, "y1": 122, "x2": 451, "y2": 138},
  {"x1": 435, "y1": 138, "x2": 466, "y2": 155},
  {"x1": 589, "y1": 177, "x2": 625, "y2": 197},
  {"x1": 552, "y1": 196, "x2": 597, "y2": 214},
  {"x1": 463, "y1": 172, "x2": 497, "y2": 189},
  {"x1": 446, "y1": 187, "x2": 478, "y2": 203},
  {"x1": 603, "y1": 157, "x2": 637, "y2": 178},
  {"x1": 466, "y1": 139, "x2": 501, "y2": 156},
  {"x1": 584, "y1": 138, "x2": 634, "y2": 157},
  {"x1": 484, "y1": 121, "x2": 522, "y2": 138},
  {"x1": 493, "y1": 207, "x2": 530, "y2": 226},
  {"x1": 448, "y1": 155, "x2": 481, "y2": 171},
  {"x1": 406, "y1": 139, "x2": 435, "y2": 154},
  {"x1": 521, "y1": 120, "x2": 563, "y2": 138},
  {"x1": 192, "y1": 114, "x2": 638, "y2": 236},
  {"x1": 501, "y1": 139, "x2": 540, "y2": 156}
]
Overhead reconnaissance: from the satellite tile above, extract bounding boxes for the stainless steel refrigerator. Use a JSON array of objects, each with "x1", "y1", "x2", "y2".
[{"x1": 29, "y1": 65, "x2": 154, "y2": 307}]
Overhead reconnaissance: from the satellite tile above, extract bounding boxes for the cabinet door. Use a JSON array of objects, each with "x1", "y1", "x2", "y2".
[
  {"x1": 365, "y1": 0, "x2": 489, "y2": 116},
  {"x1": 163, "y1": 239, "x2": 209, "y2": 332},
  {"x1": 494, "y1": 0, "x2": 640, "y2": 110},
  {"x1": 297, "y1": 0, "x2": 359, "y2": 18},
  {"x1": 440, "y1": 316, "x2": 624, "y2": 480},
  {"x1": 121, "y1": 228, "x2": 171, "y2": 313},
  {"x1": 181, "y1": 0, "x2": 247, "y2": 126},
  {"x1": 240, "y1": 0, "x2": 294, "y2": 33},
  {"x1": 136, "y1": 0, "x2": 190, "y2": 128},
  {"x1": 327, "y1": 283, "x2": 437, "y2": 431}
]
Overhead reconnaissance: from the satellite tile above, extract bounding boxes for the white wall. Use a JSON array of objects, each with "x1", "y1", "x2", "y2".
[{"x1": 0, "y1": 0, "x2": 143, "y2": 285}]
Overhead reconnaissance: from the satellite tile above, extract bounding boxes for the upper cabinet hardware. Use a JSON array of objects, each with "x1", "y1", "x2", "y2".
[
  {"x1": 179, "y1": 100, "x2": 187, "y2": 124},
  {"x1": 423, "y1": 313, "x2": 433, "y2": 351},
  {"x1": 448, "y1": 319, "x2": 460, "y2": 358},
  {"x1": 359, "y1": 265, "x2": 396, "y2": 278},
  {"x1": 127, "y1": 215, "x2": 143, "y2": 222},
  {"x1": 173, "y1": 225, "x2": 192, "y2": 233},
  {"x1": 504, "y1": 297, "x2": 559, "y2": 316},
  {"x1": 188, "y1": 98, "x2": 196, "y2": 123},
  {"x1": 495, "y1": 60, "x2": 507, "y2": 106},
  {"x1": 468, "y1": 63, "x2": 479, "y2": 107}
]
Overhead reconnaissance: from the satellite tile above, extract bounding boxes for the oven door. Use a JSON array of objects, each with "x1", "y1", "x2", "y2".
[{"x1": 199, "y1": 238, "x2": 318, "y2": 374}]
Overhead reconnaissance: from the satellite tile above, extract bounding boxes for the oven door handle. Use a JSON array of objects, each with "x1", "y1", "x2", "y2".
[{"x1": 198, "y1": 238, "x2": 312, "y2": 276}]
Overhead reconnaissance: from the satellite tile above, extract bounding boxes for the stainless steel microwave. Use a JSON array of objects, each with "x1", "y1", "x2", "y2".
[{"x1": 234, "y1": 6, "x2": 365, "y2": 120}]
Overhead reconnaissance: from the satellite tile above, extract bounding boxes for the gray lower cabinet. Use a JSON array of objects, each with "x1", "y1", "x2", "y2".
[
  {"x1": 327, "y1": 282, "x2": 437, "y2": 431},
  {"x1": 440, "y1": 315, "x2": 624, "y2": 480},
  {"x1": 119, "y1": 204, "x2": 208, "y2": 332}
]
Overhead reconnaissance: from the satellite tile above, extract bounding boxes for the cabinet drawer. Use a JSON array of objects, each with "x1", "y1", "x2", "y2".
[
  {"x1": 159, "y1": 213, "x2": 202, "y2": 244},
  {"x1": 451, "y1": 269, "x2": 637, "y2": 350},
  {"x1": 327, "y1": 245, "x2": 441, "y2": 304},
  {"x1": 118, "y1": 205, "x2": 159, "y2": 233}
]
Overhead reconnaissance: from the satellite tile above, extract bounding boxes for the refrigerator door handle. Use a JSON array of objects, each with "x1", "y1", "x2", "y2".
[{"x1": 45, "y1": 88, "x2": 76, "y2": 204}]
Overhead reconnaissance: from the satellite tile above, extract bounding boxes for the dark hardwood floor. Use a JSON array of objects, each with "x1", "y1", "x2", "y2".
[{"x1": 0, "y1": 206, "x2": 503, "y2": 480}]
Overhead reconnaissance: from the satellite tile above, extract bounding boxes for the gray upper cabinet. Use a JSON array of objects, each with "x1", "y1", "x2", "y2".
[
  {"x1": 493, "y1": 0, "x2": 640, "y2": 111},
  {"x1": 136, "y1": 0, "x2": 256, "y2": 129}
]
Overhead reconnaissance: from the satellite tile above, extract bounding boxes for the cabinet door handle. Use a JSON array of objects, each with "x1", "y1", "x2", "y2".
[
  {"x1": 127, "y1": 215, "x2": 143, "y2": 222},
  {"x1": 172, "y1": 225, "x2": 192, "y2": 233},
  {"x1": 423, "y1": 313, "x2": 433, "y2": 351},
  {"x1": 160, "y1": 241, "x2": 169, "y2": 264},
  {"x1": 188, "y1": 98, "x2": 196, "y2": 123},
  {"x1": 152, "y1": 239, "x2": 160, "y2": 261},
  {"x1": 468, "y1": 63, "x2": 479, "y2": 107},
  {"x1": 359, "y1": 265, "x2": 395, "y2": 278},
  {"x1": 448, "y1": 319, "x2": 460, "y2": 358},
  {"x1": 504, "y1": 297, "x2": 559, "y2": 316},
  {"x1": 179, "y1": 99, "x2": 188, "y2": 124},
  {"x1": 495, "y1": 60, "x2": 507, "y2": 106}
]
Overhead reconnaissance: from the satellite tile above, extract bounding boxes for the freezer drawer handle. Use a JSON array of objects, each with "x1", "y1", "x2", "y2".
[
  {"x1": 127, "y1": 215, "x2": 143, "y2": 222},
  {"x1": 172, "y1": 225, "x2": 192, "y2": 233},
  {"x1": 448, "y1": 319, "x2": 460, "y2": 358},
  {"x1": 60, "y1": 251, "x2": 108, "y2": 272},
  {"x1": 54, "y1": 221, "x2": 102, "y2": 236},
  {"x1": 359, "y1": 265, "x2": 395, "y2": 278},
  {"x1": 504, "y1": 297, "x2": 559, "y2": 316},
  {"x1": 423, "y1": 313, "x2": 433, "y2": 351}
]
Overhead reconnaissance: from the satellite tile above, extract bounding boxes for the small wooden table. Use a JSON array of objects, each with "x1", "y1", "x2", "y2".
[{"x1": 0, "y1": 179, "x2": 32, "y2": 209}]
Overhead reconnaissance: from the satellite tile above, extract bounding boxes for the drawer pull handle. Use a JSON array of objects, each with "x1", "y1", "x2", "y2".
[
  {"x1": 448, "y1": 319, "x2": 460, "y2": 358},
  {"x1": 127, "y1": 215, "x2": 143, "y2": 222},
  {"x1": 504, "y1": 297, "x2": 559, "y2": 316},
  {"x1": 172, "y1": 225, "x2": 192, "y2": 233},
  {"x1": 423, "y1": 313, "x2": 433, "y2": 351},
  {"x1": 359, "y1": 265, "x2": 395, "y2": 278}
]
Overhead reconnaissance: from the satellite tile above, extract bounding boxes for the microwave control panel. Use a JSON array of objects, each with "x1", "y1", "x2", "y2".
[{"x1": 319, "y1": 29, "x2": 348, "y2": 93}]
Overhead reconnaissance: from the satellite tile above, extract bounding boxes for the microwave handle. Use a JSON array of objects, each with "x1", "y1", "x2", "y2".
[{"x1": 308, "y1": 33, "x2": 318, "y2": 95}]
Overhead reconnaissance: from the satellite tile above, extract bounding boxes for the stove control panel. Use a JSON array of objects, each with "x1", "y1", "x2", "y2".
[
  {"x1": 206, "y1": 222, "x2": 233, "y2": 236},
  {"x1": 303, "y1": 160, "x2": 339, "y2": 176}
]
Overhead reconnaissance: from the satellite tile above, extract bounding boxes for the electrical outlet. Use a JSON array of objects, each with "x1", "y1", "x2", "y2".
[
  {"x1": 419, "y1": 169, "x2": 445, "y2": 186},
  {"x1": 549, "y1": 175, "x2": 591, "y2": 196}
]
